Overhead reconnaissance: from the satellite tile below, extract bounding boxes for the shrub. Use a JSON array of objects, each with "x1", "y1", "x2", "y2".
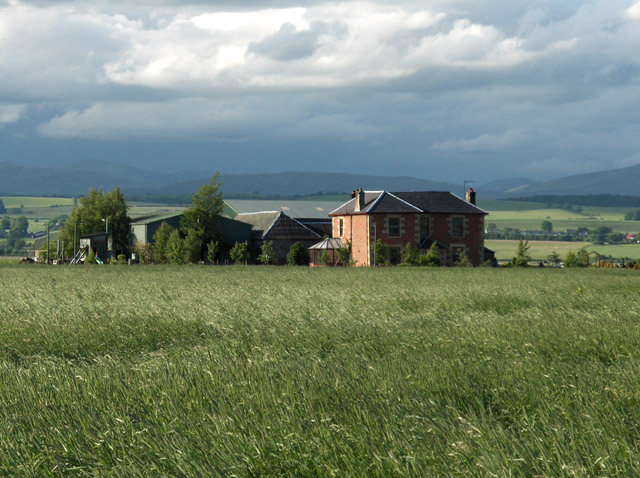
[
  {"x1": 134, "y1": 240, "x2": 153, "y2": 264},
  {"x1": 259, "y1": 240, "x2": 275, "y2": 265},
  {"x1": 230, "y1": 241, "x2": 249, "y2": 264},
  {"x1": 337, "y1": 241, "x2": 351, "y2": 266},
  {"x1": 287, "y1": 241, "x2": 309, "y2": 266},
  {"x1": 166, "y1": 230, "x2": 185, "y2": 264},
  {"x1": 86, "y1": 249, "x2": 97, "y2": 265},
  {"x1": 320, "y1": 250, "x2": 330, "y2": 266},
  {"x1": 372, "y1": 239, "x2": 389, "y2": 266},
  {"x1": 418, "y1": 242, "x2": 440, "y2": 267},
  {"x1": 511, "y1": 239, "x2": 531, "y2": 267},
  {"x1": 401, "y1": 243, "x2": 419, "y2": 266},
  {"x1": 455, "y1": 251, "x2": 473, "y2": 267},
  {"x1": 565, "y1": 249, "x2": 589, "y2": 268},
  {"x1": 207, "y1": 240, "x2": 219, "y2": 264}
]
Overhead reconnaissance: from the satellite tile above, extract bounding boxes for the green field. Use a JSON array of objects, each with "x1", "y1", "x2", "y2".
[
  {"x1": 486, "y1": 240, "x2": 640, "y2": 262},
  {"x1": 2, "y1": 265, "x2": 640, "y2": 475},
  {"x1": 483, "y1": 204, "x2": 640, "y2": 234},
  {"x1": 0, "y1": 196, "x2": 75, "y2": 208}
]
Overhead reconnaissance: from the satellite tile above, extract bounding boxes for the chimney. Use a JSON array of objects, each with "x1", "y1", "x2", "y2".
[
  {"x1": 465, "y1": 188, "x2": 476, "y2": 205},
  {"x1": 355, "y1": 188, "x2": 365, "y2": 212}
]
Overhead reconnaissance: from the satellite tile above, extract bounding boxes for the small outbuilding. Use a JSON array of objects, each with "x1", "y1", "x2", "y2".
[{"x1": 309, "y1": 237, "x2": 345, "y2": 266}]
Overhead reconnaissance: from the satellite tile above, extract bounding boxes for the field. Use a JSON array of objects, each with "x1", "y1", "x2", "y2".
[
  {"x1": 480, "y1": 205, "x2": 640, "y2": 236},
  {"x1": 486, "y1": 240, "x2": 640, "y2": 262},
  {"x1": 2, "y1": 264, "x2": 640, "y2": 475}
]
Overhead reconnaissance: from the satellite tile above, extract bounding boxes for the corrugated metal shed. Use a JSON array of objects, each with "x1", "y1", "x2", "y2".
[{"x1": 224, "y1": 200, "x2": 344, "y2": 219}]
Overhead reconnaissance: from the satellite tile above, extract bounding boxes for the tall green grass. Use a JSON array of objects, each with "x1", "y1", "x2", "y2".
[{"x1": 1, "y1": 265, "x2": 640, "y2": 476}]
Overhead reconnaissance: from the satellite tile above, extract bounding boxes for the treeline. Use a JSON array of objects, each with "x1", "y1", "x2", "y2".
[{"x1": 505, "y1": 194, "x2": 640, "y2": 207}]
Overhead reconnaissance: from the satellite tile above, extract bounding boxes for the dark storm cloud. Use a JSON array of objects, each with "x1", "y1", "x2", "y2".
[{"x1": 1, "y1": 0, "x2": 640, "y2": 181}]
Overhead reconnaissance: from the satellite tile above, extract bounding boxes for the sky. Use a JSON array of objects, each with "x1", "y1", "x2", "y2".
[{"x1": 1, "y1": 0, "x2": 640, "y2": 183}]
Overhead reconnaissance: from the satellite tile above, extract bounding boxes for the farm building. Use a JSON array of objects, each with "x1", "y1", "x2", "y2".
[
  {"x1": 79, "y1": 232, "x2": 111, "y2": 263},
  {"x1": 319, "y1": 188, "x2": 489, "y2": 267},
  {"x1": 224, "y1": 199, "x2": 344, "y2": 220},
  {"x1": 129, "y1": 212, "x2": 252, "y2": 262},
  {"x1": 235, "y1": 211, "x2": 323, "y2": 263}
]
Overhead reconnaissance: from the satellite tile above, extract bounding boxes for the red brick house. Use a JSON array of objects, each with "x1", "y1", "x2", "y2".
[{"x1": 321, "y1": 188, "x2": 489, "y2": 266}]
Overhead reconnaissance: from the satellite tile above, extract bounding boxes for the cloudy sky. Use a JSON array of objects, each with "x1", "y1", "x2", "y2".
[{"x1": 1, "y1": 0, "x2": 639, "y2": 183}]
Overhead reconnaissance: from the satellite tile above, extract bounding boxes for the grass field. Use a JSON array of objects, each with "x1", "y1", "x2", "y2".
[
  {"x1": 2, "y1": 265, "x2": 640, "y2": 475},
  {"x1": 486, "y1": 240, "x2": 640, "y2": 262},
  {"x1": 0, "y1": 196, "x2": 75, "y2": 208}
]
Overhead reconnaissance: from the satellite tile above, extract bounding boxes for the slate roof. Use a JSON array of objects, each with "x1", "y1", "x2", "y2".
[
  {"x1": 235, "y1": 211, "x2": 321, "y2": 241},
  {"x1": 235, "y1": 211, "x2": 281, "y2": 240},
  {"x1": 329, "y1": 191, "x2": 486, "y2": 216},
  {"x1": 296, "y1": 218, "x2": 332, "y2": 237}
]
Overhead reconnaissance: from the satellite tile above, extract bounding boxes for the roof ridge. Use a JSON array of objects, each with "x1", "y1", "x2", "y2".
[{"x1": 384, "y1": 191, "x2": 423, "y2": 212}]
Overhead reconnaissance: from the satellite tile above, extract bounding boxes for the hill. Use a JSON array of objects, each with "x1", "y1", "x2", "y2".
[
  {"x1": 513, "y1": 163, "x2": 640, "y2": 197},
  {"x1": 0, "y1": 161, "x2": 503, "y2": 199},
  {"x1": 480, "y1": 177, "x2": 539, "y2": 193}
]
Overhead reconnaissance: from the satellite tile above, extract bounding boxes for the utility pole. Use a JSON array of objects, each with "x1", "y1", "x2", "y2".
[
  {"x1": 73, "y1": 221, "x2": 77, "y2": 262},
  {"x1": 373, "y1": 223, "x2": 377, "y2": 267},
  {"x1": 46, "y1": 222, "x2": 49, "y2": 265}
]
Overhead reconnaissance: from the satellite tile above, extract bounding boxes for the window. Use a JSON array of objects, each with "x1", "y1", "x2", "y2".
[
  {"x1": 339, "y1": 218, "x2": 344, "y2": 237},
  {"x1": 452, "y1": 217, "x2": 464, "y2": 237},
  {"x1": 389, "y1": 247, "x2": 402, "y2": 265},
  {"x1": 419, "y1": 216, "x2": 430, "y2": 243},
  {"x1": 388, "y1": 217, "x2": 400, "y2": 237}
]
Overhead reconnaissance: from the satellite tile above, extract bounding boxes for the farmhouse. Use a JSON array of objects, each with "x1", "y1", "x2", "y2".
[{"x1": 315, "y1": 188, "x2": 489, "y2": 266}]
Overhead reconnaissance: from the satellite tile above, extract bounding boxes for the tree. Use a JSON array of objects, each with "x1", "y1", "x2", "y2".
[
  {"x1": 0, "y1": 199, "x2": 5, "y2": 214},
  {"x1": 181, "y1": 173, "x2": 224, "y2": 261},
  {"x1": 401, "y1": 242, "x2": 419, "y2": 266},
  {"x1": 153, "y1": 222, "x2": 174, "y2": 264},
  {"x1": 589, "y1": 226, "x2": 613, "y2": 245},
  {"x1": 418, "y1": 242, "x2": 440, "y2": 267},
  {"x1": 6, "y1": 216, "x2": 29, "y2": 250},
  {"x1": 230, "y1": 241, "x2": 249, "y2": 264},
  {"x1": 565, "y1": 249, "x2": 589, "y2": 267},
  {"x1": 512, "y1": 239, "x2": 531, "y2": 267},
  {"x1": 1, "y1": 218, "x2": 9, "y2": 230},
  {"x1": 287, "y1": 241, "x2": 309, "y2": 266},
  {"x1": 372, "y1": 239, "x2": 389, "y2": 266},
  {"x1": 166, "y1": 230, "x2": 185, "y2": 264},
  {"x1": 184, "y1": 228, "x2": 204, "y2": 264},
  {"x1": 60, "y1": 187, "x2": 131, "y2": 255},
  {"x1": 259, "y1": 240, "x2": 275, "y2": 265},
  {"x1": 541, "y1": 220, "x2": 553, "y2": 233},
  {"x1": 134, "y1": 240, "x2": 153, "y2": 264},
  {"x1": 547, "y1": 251, "x2": 561, "y2": 265},
  {"x1": 207, "y1": 240, "x2": 219, "y2": 264}
]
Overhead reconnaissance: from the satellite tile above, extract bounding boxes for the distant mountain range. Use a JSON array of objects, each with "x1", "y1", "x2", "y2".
[
  {"x1": 0, "y1": 161, "x2": 503, "y2": 199},
  {"x1": 2, "y1": 160, "x2": 640, "y2": 200}
]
